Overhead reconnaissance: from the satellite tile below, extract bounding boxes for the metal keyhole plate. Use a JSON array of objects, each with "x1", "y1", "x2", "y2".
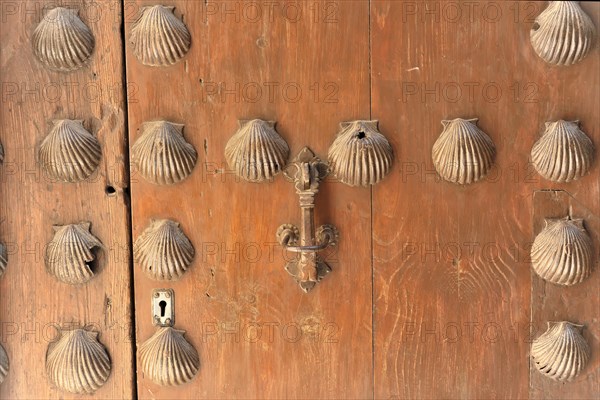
[{"x1": 152, "y1": 289, "x2": 174, "y2": 327}]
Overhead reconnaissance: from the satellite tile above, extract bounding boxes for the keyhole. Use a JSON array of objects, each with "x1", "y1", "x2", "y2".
[
  {"x1": 159, "y1": 300, "x2": 167, "y2": 317},
  {"x1": 356, "y1": 131, "x2": 366, "y2": 139}
]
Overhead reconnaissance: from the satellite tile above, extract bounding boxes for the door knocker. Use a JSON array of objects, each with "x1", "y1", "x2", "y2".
[
  {"x1": 277, "y1": 147, "x2": 338, "y2": 292},
  {"x1": 226, "y1": 119, "x2": 393, "y2": 292}
]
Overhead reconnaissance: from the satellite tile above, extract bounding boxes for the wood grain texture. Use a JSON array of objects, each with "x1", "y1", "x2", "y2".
[
  {"x1": 0, "y1": 1, "x2": 133, "y2": 398},
  {"x1": 371, "y1": 1, "x2": 599, "y2": 399},
  {"x1": 1, "y1": 1, "x2": 597, "y2": 398},
  {"x1": 124, "y1": 1, "x2": 372, "y2": 398}
]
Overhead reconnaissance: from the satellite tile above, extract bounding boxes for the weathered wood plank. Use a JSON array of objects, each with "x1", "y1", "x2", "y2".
[
  {"x1": 371, "y1": 1, "x2": 598, "y2": 398},
  {"x1": 0, "y1": 0, "x2": 134, "y2": 398},
  {"x1": 124, "y1": 1, "x2": 372, "y2": 398},
  {"x1": 527, "y1": 2, "x2": 599, "y2": 398}
]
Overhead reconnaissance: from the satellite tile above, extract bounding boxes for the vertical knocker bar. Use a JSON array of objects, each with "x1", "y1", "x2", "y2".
[{"x1": 277, "y1": 147, "x2": 338, "y2": 292}]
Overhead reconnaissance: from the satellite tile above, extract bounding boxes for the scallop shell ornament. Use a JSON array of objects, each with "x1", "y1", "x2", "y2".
[
  {"x1": 530, "y1": 1, "x2": 596, "y2": 66},
  {"x1": 531, "y1": 120, "x2": 595, "y2": 182},
  {"x1": 45, "y1": 222, "x2": 103, "y2": 285},
  {"x1": 46, "y1": 329, "x2": 111, "y2": 394},
  {"x1": 432, "y1": 118, "x2": 496, "y2": 185},
  {"x1": 0, "y1": 343, "x2": 8, "y2": 385},
  {"x1": 32, "y1": 7, "x2": 95, "y2": 71},
  {"x1": 132, "y1": 121, "x2": 197, "y2": 185},
  {"x1": 531, "y1": 218, "x2": 593, "y2": 286},
  {"x1": 130, "y1": 5, "x2": 191, "y2": 66},
  {"x1": 0, "y1": 242, "x2": 7, "y2": 278},
  {"x1": 139, "y1": 327, "x2": 199, "y2": 386},
  {"x1": 134, "y1": 219, "x2": 195, "y2": 281},
  {"x1": 327, "y1": 120, "x2": 394, "y2": 187},
  {"x1": 225, "y1": 119, "x2": 289, "y2": 182},
  {"x1": 531, "y1": 321, "x2": 591, "y2": 382},
  {"x1": 39, "y1": 119, "x2": 102, "y2": 183}
]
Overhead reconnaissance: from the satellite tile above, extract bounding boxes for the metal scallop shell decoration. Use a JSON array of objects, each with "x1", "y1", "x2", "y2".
[
  {"x1": 139, "y1": 327, "x2": 199, "y2": 386},
  {"x1": 46, "y1": 329, "x2": 111, "y2": 394},
  {"x1": 531, "y1": 120, "x2": 595, "y2": 183},
  {"x1": 0, "y1": 343, "x2": 8, "y2": 385},
  {"x1": 531, "y1": 321, "x2": 591, "y2": 382},
  {"x1": 45, "y1": 222, "x2": 102, "y2": 285},
  {"x1": 132, "y1": 121, "x2": 197, "y2": 185},
  {"x1": 0, "y1": 242, "x2": 7, "y2": 278},
  {"x1": 225, "y1": 119, "x2": 289, "y2": 182},
  {"x1": 531, "y1": 217, "x2": 594, "y2": 286},
  {"x1": 39, "y1": 119, "x2": 102, "y2": 183},
  {"x1": 530, "y1": 1, "x2": 596, "y2": 66},
  {"x1": 432, "y1": 118, "x2": 496, "y2": 185},
  {"x1": 32, "y1": 7, "x2": 95, "y2": 71},
  {"x1": 130, "y1": 5, "x2": 191, "y2": 67},
  {"x1": 327, "y1": 120, "x2": 394, "y2": 187},
  {"x1": 134, "y1": 219, "x2": 195, "y2": 281}
]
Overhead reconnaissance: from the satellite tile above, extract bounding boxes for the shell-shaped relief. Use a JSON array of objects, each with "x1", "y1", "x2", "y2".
[
  {"x1": 132, "y1": 121, "x2": 197, "y2": 185},
  {"x1": 530, "y1": 1, "x2": 596, "y2": 66},
  {"x1": 134, "y1": 219, "x2": 194, "y2": 281},
  {"x1": 139, "y1": 327, "x2": 199, "y2": 386},
  {"x1": 32, "y1": 7, "x2": 95, "y2": 71},
  {"x1": 45, "y1": 222, "x2": 103, "y2": 285},
  {"x1": 130, "y1": 5, "x2": 191, "y2": 67},
  {"x1": 39, "y1": 120, "x2": 102, "y2": 183},
  {"x1": 531, "y1": 120, "x2": 595, "y2": 183},
  {"x1": 531, "y1": 321, "x2": 591, "y2": 382},
  {"x1": 46, "y1": 329, "x2": 111, "y2": 394},
  {"x1": 225, "y1": 119, "x2": 290, "y2": 182},
  {"x1": 432, "y1": 118, "x2": 496, "y2": 185},
  {"x1": 0, "y1": 343, "x2": 8, "y2": 385},
  {"x1": 327, "y1": 120, "x2": 394, "y2": 187},
  {"x1": 531, "y1": 218, "x2": 593, "y2": 286},
  {"x1": 0, "y1": 242, "x2": 7, "y2": 278}
]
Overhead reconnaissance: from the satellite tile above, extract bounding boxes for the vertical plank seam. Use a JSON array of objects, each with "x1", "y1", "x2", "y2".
[
  {"x1": 118, "y1": 0, "x2": 138, "y2": 398},
  {"x1": 368, "y1": 0, "x2": 375, "y2": 399},
  {"x1": 529, "y1": 190, "x2": 534, "y2": 398}
]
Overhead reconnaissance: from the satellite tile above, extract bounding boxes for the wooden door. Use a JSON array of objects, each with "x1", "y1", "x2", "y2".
[
  {"x1": 371, "y1": 2, "x2": 599, "y2": 398},
  {"x1": 1, "y1": 1, "x2": 598, "y2": 399},
  {"x1": 123, "y1": 1, "x2": 373, "y2": 398},
  {"x1": 0, "y1": 0, "x2": 134, "y2": 398}
]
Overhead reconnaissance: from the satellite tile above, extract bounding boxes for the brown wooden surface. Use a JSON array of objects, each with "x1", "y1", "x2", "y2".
[
  {"x1": 371, "y1": 1, "x2": 599, "y2": 399},
  {"x1": 124, "y1": 1, "x2": 372, "y2": 399},
  {"x1": 0, "y1": 0, "x2": 134, "y2": 398}
]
